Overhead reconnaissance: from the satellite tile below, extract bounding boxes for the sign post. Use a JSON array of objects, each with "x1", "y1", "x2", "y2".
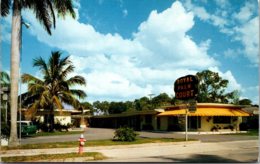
[{"x1": 174, "y1": 75, "x2": 199, "y2": 141}]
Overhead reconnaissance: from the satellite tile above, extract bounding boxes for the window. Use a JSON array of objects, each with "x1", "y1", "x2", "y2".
[
  {"x1": 145, "y1": 115, "x2": 152, "y2": 124},
  {"x1": 213, "y1": 116, "x2": 231, "y2": 124}
]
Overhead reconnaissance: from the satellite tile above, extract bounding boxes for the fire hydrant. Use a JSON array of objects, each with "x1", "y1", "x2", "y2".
[{"x1": 78, "y1": 134, "x2": 86, "y2": 154}]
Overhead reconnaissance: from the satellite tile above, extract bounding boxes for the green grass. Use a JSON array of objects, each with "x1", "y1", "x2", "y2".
[
  {"x1": 227, "y1": 130, "x2": 259, "y2": 136},
  {"x1": 2, "y1": 137, "x2": 192, "y2": 150},
  {"x1": 31, "y1": 130, "x2": 84, "y2": 137},
  {"x1": 1, "y1": 152, "x2": 106, "y2": 162}
]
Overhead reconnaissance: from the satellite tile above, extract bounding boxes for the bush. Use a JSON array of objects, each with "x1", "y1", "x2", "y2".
[
  {"x1": 1, "y1": 123, "x2": 10, "y2": 139},
  {"x1": 239, "y1": 122, "x2": 249, "y2": 131},
  {"x1": 113, "y1": 127, "x2": 138, "y2": 142}
]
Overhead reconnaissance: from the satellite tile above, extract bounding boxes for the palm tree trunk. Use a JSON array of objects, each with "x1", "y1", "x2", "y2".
[{"x1": 9, "y1": 0, "x2": 21, "y2": 147}]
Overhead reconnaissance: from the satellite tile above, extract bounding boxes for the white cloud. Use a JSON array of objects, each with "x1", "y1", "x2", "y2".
[
  {"x1": 241, "y1": 85, "x2": 259, "y2": 104},
  {"x1": 233, "y1": 1, "x2": 256, "y2": 23},
  {"x1": 223, "y1": 48, "x2": 241, "y2": 59},
  {"x1": 208, "y1": 67, "x2": 242, "y2": 92},
  {"x1": 21, "y1": 1, "x2": 249, "y2": 103},
  {"x1": 234, "y1": 17, "x2": 259, "y2": 65},
  {"x1": 214, "y1": 0, "x2": 230, "y2": 9},
  {"x1": 1, "y1": 14, "x2": 12, "y2": 42},
  {"x1": 183, "y1": 0, "x2": 259, "y2": 66},
  {"x1": 123, "y1": 9, "x2": 128, "y2": 17}
]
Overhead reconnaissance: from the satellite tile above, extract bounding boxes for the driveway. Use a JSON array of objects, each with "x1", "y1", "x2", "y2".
[{"x1": 21, "y1": 128, "x2": 258, "y2": 145}]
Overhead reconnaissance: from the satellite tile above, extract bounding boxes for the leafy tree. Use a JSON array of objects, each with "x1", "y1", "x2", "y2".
[
  {"x1": 21, "y1": 51, "x2": 86, "y2": 132},
  {"x1": 1, "y1": 0, "x2": 76, "y2": 147},
  {"x1": 81, "y1": 102, "x2": 94, "y2": 115},
  {"x1": 151, "y1": 93, "x2": 172, "y2": 108},
  {"x1": 93, "y1": 101, "x2": 110, "y2": 115},
  {"x1": 196, "y1": 70, "x2": 237, "y2": 103},
  {"x1": 238, "y1": 99, "x2": 252, "y2": 105},
  {"x1": 109, "y1": 102, "x2": 127, "y2": 114},
  {"x1": 134, "y1": 97, "x2": 151, "y2": 111},
  {"x1": 125, "y1": 101, "x2": 135, "y2": 112}
]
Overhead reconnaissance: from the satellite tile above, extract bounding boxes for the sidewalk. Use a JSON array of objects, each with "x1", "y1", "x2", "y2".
[{"x1": 0, "y1": 140, "x2": 200, "y2": 157}]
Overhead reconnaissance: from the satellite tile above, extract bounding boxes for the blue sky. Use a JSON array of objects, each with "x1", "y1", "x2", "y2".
[{"x1": 1, "y1": 0, "x2": 259, "y2": 104}]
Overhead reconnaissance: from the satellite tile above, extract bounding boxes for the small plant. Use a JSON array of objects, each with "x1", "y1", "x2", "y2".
[{"x1": 113, "y1": 127, "x2": 138, "y2": 142}]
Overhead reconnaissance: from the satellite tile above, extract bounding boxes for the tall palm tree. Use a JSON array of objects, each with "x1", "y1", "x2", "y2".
[
  {"x1": 22, "y1": 51, "x2": 86, "y2": 132},
  {"x1": 1, "y1": 0, "x2": 76, "y2": 147}
]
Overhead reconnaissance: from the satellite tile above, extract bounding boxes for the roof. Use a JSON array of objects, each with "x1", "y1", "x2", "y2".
[
  {"x1": 92, "y1": 110, "x2": 158, "y2": 118},
  {"x1": 158, "y1": 108, "x2": 250, "y2": 117},
  {"x1": 158, "y1": 103, "x2": 250, "y2": 117}
]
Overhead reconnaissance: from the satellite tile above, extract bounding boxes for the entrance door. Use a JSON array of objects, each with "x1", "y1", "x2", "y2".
[{"x1": 188, "y1": 116, "x2": 201, "y2": 130}]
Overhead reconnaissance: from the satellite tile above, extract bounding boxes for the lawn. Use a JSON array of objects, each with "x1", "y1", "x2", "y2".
[
  {"x1": 31, "y1": 130, "x2": 84, "y2": 137},
  {"x1": 1, "y1": 152, "x2": 106, "y2": 162},
  {"x1": 228, "y1": 129, "x2": 259, "y2": 136},
  {"x1": 2, "y1": 137, "x2": 191, "y2": 150}
]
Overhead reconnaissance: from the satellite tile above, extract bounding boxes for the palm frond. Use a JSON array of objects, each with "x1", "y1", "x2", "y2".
[
  {"x1": 61, "y1": 64, "x2": 74, "y2": 78},
  {"x1": 59, "y1": 91, "x2": 80, "y2": 108},
  {"x1": 53, "y1": 0, "x2": 76, "y2": 19},
  {"x1": 33, "y1": 56, "x2": 51, "y2": 79},
  {"x1": 52, "y1": 95, "x2": 63, "y2": 110},
  {"x1": 31, "y1": 0, "x2": 52, "y2": 35},
  {"x1": 22, "y1": 74, "x2": 44, "y2": 85},
  {"x1": 67, "y1": 76, "x2": 86, "y2": 86},
  {"x1": 70, "y1": 89, "x2": 87, "y2": 99},
  {"x1": 0, "y1": 71, "x2": 10, "y2": 84},
  {"x1": 1, "y1": 0, "x2": 10, "y2": 16}
]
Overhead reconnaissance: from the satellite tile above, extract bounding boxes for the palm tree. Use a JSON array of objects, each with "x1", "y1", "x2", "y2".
[
  {"x1": 22, "y1": 51, "x2": 86, "y2": 132},
  {"x1": 1, "y1": 71, "x2": 10, "y2": 123},
  {"x1": 1, "y1": 0, "x2": 76, "y2": 147},
  {"x1": 0, "y1": 71, "x2": 10, "y2": 87}
]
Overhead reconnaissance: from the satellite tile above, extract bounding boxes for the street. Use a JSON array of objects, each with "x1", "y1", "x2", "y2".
[
  {"x1": 92, "y1": 140, "x2": 259, "y2": 162},
  {"x1": 13, "y1": 128, "x2": 259, "y2": 162},
  {"x1": 21, "y1": 128, "x2": 259, "y2": 144}
]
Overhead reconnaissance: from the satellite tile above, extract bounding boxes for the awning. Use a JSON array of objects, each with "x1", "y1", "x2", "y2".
[{"x1": 157, "y1": 108, "x2": 250, "y2": 117}]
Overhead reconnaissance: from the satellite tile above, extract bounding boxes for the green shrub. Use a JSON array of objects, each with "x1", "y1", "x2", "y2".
[{"x1": 113, "y1": 127, "x2": 138, "y2": 142}]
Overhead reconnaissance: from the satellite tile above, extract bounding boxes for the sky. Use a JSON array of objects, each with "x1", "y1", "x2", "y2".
[{"x1": 1, "y1": 0, "x2": 259, "y2": 104}]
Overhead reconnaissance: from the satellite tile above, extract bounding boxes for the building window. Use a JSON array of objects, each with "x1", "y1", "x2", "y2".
[
  {"x1": 145, "y1": 115, "x2": 152, "y2": 124},
  {"x1": 213, "y1": 116, "x2": 231, "y2": 124}
]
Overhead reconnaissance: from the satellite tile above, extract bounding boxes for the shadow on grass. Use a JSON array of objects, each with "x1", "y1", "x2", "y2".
[{"x1": 152, "y1": 154, "x2": 257, "y2": 163}]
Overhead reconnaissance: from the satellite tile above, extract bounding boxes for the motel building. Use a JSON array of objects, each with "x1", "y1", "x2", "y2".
[{"x1": 90, "y1": 103, "x2": 251, "y2": 133}]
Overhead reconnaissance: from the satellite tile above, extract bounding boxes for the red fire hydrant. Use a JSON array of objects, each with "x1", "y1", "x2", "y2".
[{"x1": 78, "y1": 134, "x2": 86, "y2": 154}]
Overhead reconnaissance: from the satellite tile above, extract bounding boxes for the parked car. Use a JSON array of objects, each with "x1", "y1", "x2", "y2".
[{"x1": 17, "y1": 121, "x2": 37, "y2": 136}]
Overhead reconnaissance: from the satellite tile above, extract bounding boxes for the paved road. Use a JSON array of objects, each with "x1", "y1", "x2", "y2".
[
  {"x1": 2, "y1": 140, "x2": 258, "y2": 163},
  {"x1": 93, "y1": 140, "x2": 259, "y2": 162},
  {"x1": 21, "y1": 128, "x2": 258, "y2": 145}
]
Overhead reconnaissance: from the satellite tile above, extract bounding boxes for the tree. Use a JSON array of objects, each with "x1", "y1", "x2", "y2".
[
  {"x1": 22, "y1": 51, "x2": 86, "y2": 132},
  {"x1": 109, "y1": 102, "x2": 127, "y2": 114},
  {"x1": 93, "y1": 101, "x2": 110, "y2": 115},
  {"x1": 0, "y1": 71, "x2": 10, "y2": 87},
  {"x1": 134, "y1": 97, "x2": 151, "y2": 111},
  {"x1": 81, "y1": 101, "x2": 93, "y2": 115},
  {"x1": 1, "y1": 0, "x2": 76, "y2": 147},
  {"x1": 238, "y1": 99, "x2": 252, "y2": 105},
  {"x1": 0, "y1": 72, "x2": 11, "y2": 137},
  {"x1": 196, "y1": 70, "x2": 237, "y2": 103},
  {"x1": 151, "y1": 93, "x2": 172, "y2": 108}
]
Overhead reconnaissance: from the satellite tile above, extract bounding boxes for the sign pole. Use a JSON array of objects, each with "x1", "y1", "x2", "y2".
[{"x1": 185, "y1": 105, "x2": 188, "y2": 141}]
